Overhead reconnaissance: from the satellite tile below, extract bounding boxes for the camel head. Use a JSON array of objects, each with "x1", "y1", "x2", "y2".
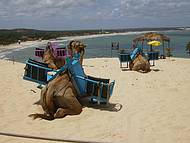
[
  {"x1": 68, "y1": 40, "x2": 86, "y2": 65},
  {"x1": 42, "y1": 48, "x2": 58, "y2": 70},
  {"x1": 68, "y1": 40, "x2": 86, "y2": 53}
]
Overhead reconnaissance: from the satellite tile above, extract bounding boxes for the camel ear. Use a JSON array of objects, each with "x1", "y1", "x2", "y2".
[{"x1": 69, "y1": 40, "x2": 75, "y2": 46}]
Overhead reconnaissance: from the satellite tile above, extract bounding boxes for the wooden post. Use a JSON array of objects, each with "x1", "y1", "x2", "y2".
[
  {"x1": 150, "y1": 45, "x2": 153, "y2": 52},
  {"x1": 12, "y1": 56, "x2": 14, "y2": 65},
  {"x1": 97, "y1": 82, "x2": 101, "y2": 105},
  {"x1": 162, "y1": 41, "x2": 165, "y2": 59},
  {"x1": 106, "y1": 84, "x2": 110, "y2": 106},
  {"x1": 111, "y1": 47, "x2": 112, "y2": 58}
]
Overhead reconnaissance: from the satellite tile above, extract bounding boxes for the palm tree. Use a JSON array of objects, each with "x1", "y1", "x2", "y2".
[{"x1": 186, "y1": 42, "x2": 190, "y2": 55}]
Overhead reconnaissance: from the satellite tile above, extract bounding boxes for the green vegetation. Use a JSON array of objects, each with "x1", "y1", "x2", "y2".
[
  {"x1": 0, "y1": 27, "x2": 185, "y2": 45},
  {"x1": 0, "y1": 29, "x2": 104, "y2": 45}
]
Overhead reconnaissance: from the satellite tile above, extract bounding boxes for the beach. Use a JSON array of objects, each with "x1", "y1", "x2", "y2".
[
  {"x1": 0, "y1": 40, "x2": 47, "y2": 52},
  {"x1": 1, "y1": 30, "x2": 190, "y2": 63},
  {"x1": 0, "y1": 57, "x2": 190, "y2": 143},
  {"x1": 0, "y1": 40, "x2": 48, "y2": 60}
]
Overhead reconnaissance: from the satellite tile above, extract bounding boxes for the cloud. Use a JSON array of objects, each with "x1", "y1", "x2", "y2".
[
  {"x1": 0, "y1": 0, "x2": 97, "y2": 18},
  {"x1": 0, "y1": 0, "x2": 190, "y2": 29},
  {"x1": 115, "y1": 0, "x2": 190, "y2": 18},
  {"x1": 1, "y1": 0, "x2": 190, "y2": 19}
]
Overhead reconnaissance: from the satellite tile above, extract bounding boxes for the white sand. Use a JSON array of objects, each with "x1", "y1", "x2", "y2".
[
  {"x1": 0, "y1": 40, "x2": 48, "y2": 60},
  {"x1": 0, "y1": 41, "x2": 45, "y2": 52},
  {"x1": 0, "y1": 57, "x2": 190, "y2": 143}
]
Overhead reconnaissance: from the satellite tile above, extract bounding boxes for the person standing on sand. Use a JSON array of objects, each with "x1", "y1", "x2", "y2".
[{"x1": 18, "y1": 40, "x2": 21, "y2": 44}]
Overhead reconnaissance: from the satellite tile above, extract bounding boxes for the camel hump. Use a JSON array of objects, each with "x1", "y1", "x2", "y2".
[{"x1": 131, "y1": 54, "x2": 150, "y2": 73}]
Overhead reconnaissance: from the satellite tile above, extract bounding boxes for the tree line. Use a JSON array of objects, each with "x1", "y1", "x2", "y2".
[{"x1": 0, "y1": 29, "x2": 104, "y2": 45}]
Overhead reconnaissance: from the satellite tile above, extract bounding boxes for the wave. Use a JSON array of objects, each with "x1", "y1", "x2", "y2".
[{"x1": 57, "y1": 31, "x2": 158, "y2": 41}]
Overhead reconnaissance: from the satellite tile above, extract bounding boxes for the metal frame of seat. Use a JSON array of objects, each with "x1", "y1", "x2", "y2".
[{"x1": 68, "y1": 60, "x2": 115, "y2": 104}]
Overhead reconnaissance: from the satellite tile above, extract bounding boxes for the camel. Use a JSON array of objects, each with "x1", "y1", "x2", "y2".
[
  {"x1": 30, "y1": 41, "x2": 86, "y2": 120},
  {"x1": 129, "y1": 54, "x2": 151, "y2": 73},
  {"x1": 42, "y1": 40, "x2": 86, "y2": 70},
  {"x1": 29, "y1": 71, "x2": 82, "y2": 120}
]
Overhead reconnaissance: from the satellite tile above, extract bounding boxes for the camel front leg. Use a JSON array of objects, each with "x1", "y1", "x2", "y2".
[
  {"x1": 54, "y1": 106, "x2": 82, "y2": 118},
  {"x1": 45, "y1": 84, "x2": 57, "y2": 115}
]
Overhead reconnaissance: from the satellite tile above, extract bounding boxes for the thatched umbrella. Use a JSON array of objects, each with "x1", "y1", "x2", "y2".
[{"x1": 133, "y1": 32, "x2": 170, "y2": 58}]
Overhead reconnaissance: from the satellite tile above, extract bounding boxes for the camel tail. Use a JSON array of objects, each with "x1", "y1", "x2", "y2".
[{"x1": 28, "y1": 113, "x2": 54, "y2": 121}]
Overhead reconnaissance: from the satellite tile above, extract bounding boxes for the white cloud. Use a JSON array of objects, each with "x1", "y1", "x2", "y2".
[
  {"x1": 0, "y1": 0, "x2": 190, "y2": 29},
  {"x1": 0, "y1": 0, "x2": 97, "y2": 18}
]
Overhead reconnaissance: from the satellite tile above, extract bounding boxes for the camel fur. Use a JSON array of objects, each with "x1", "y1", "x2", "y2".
[
  {"x1": 129, "y1": 54, "x2": 151, "y2": 73},
  {"x1": 68, "y1": 40, "x2": 86, "y2": 65},
  {"x1": 42, "y1": 40, "x2": 86, "y2": 70},
  {"x1": 29, "y1": 71, "x2": 82, "y2": 120},
  {"x1": 42, "y1": 48, "x2": 65, "y2": 70}
]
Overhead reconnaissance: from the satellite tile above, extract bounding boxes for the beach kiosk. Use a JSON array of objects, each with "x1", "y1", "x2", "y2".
[
  {"x1": 147, "y1": 40, "x2": 161, "y2": 66},
  {"x1": 132, "y1": 32, "x2": 171, "y2": 59}
]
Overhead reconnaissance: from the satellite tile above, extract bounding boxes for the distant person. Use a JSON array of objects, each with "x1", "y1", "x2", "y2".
[{"x1": 18, "y1": 40, "x2": 21, "y2": 44}]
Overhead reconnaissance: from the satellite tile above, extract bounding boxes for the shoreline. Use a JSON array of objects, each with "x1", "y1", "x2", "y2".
[
  {"x1": 0, "y1": 29, "x2": 178, "y2": 53},
  {"x1": 1, "y1": 29, "x2": 189, "y2": 60},
  {"x1": 0, "y1": 40, "x2": 48, "y2": 59}
]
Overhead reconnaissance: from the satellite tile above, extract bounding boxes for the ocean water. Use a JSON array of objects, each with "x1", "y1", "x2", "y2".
[
  {"x1": 1, "y1": 30, "x2": 190, "y2": 63},
  {"x1": 81, "y1": 30, "x2": 190, "y2": 58}
]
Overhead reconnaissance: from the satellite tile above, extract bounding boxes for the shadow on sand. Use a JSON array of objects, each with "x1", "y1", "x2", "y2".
[
  {"x1": 80, "y1": 99, "x2": 122, "y2": 112},
  {"x1": 152, "y1": 69, "x2": 162, "y2": 72},
  {"x1": 121, "y1": 68, "x2": 131, "y2": 71}
]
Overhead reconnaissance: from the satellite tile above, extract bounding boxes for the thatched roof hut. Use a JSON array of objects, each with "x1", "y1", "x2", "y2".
[
  {"x1": 133, "y1": 32, "x2": 170, "y2": 43},
  {"x1": 133, "y1": 32, "x2": 170, "y2": 58}
]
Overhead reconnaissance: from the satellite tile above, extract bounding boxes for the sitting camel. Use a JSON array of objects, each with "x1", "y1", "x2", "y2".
[
  {"x1": 43, "y1": 40, "x2": 86, "y2": 70},
  {"x1": 29, "y1": 41, "x2": 86, "y2": 120},
  {"x1": 29, "y1": 71, "x2": 82, "y2": 120},
  {"x1": 129, "y1": 54, "x2": 151, "y2": 73}
]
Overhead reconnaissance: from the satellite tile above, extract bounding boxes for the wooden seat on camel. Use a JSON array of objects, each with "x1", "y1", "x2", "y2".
[
  {"x1": 23, "y1": 58, "x2": 69, "y2": 85},
  {"x1": 86, "y1": 76, "x2": 115, "y2": 104},
  {"x1": 23, "y1": 58, "x2": 52, "y2": 84},
  {"x1": 68, "y1": 60, "x2": 115, "y2": 104},
  {"x1": 118, "y1": 47, "x2": 141, "y2": 68},
  {"x1": 118, "y1": 52, "x2": 131, "y2": 68},
  {"x1": 35, "y1": 48, "x2": 45, "y2": 58},
  {"x1": 147, "y1": 51, "x2": 159, "y2": 66}
]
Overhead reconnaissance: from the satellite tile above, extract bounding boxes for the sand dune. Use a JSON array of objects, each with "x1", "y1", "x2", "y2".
[{"x1": 0, "y1": 57, "x2": 190, "y2": 143}]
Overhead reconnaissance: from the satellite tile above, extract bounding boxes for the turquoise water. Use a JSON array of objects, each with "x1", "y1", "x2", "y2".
[
  {"x1": 81, "y1": 30, "x2": 190, "y2": 58},
  {"x1": 1, "y1": 30, "x2": 190, "y2": 63}
]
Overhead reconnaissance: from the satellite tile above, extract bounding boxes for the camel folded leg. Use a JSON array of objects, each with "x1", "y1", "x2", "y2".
[
  {"x1": 54, "y1": 87, "x2": 82, "y2": 118},
  {"x1": 34, "y1": 86, "x2": 47, "y2": 105}
]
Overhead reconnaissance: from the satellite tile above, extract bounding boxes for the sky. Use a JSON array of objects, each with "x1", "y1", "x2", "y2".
[{"x1": 0, "y1": 0, "x2": 190, "y2": 30}]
